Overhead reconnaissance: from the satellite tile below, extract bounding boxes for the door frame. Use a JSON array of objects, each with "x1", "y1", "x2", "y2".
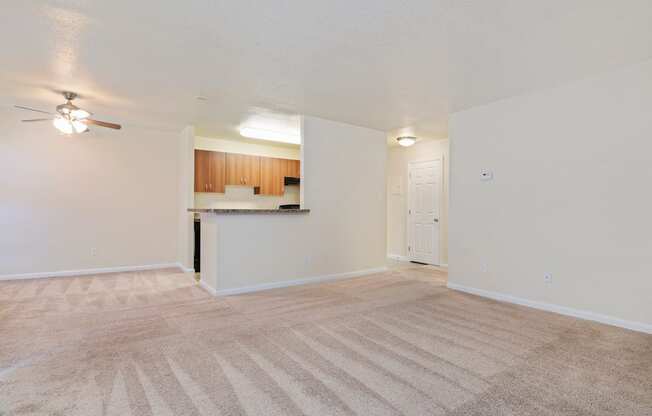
[{"x1": 407, "y1": 158, "x2": 442, "y2": 265}]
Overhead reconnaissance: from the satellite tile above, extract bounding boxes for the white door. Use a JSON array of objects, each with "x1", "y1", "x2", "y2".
[{"x1": 408, "y1": 160, "x2": 441, "y2": 265}]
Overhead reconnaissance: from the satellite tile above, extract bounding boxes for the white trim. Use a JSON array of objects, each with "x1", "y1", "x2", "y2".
[
  {"x1": 387, "y1": 254, "x2": 409, "y2": 262},
  {"x1": 176, "y1": 263, "x2": 195, "y2": 273},
  {"x1": 198, "y1": 279, "x2": 217, "y2": 296},
  {"x1": 207, "y1": 266, "x2": 388, "y2": 297},
  {"x1": 447, "y1": 282, "x2": 652, "y2": 335},
  {"x1": 0, "y1": 263, "x2": 188, "y2": 281},
  {"x1": 439, "y1": 263, "x2": 448, "y2": 268}
]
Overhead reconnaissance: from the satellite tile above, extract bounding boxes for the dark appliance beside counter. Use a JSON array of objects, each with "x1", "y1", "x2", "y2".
[
  {"x1": 279, "y1": 204, "x2": 300, "y2": 210},
  {"x1": 194, "y1": 218, "x2": 200, "y2": 272}
]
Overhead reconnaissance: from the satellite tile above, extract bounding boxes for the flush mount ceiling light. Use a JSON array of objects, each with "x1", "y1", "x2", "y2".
[
  {"x1": 239, "y1": 126, "x2": 301, "y2": 145},
  {"x1": 397, "y1": 136, "x2": 417, "y2": 147}
]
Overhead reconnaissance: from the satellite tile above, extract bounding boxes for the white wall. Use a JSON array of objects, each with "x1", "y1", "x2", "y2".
[
  {"x1": 0, "y1": 113, "x2": 179, "y2": 277},
  {"x1": 387, "y1": 139, "x2": 449, "y2": 263},
  {"x1": 449, "y1": 59, "x2": 652, "y2": 326},
  {"x1": 200, "y1": 116, "x2": 387, "y2": 292}
]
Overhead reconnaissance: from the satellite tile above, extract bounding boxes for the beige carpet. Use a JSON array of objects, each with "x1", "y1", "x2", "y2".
[{"x1": 1, "y1": 263, "x2": 650, "y2": 415}]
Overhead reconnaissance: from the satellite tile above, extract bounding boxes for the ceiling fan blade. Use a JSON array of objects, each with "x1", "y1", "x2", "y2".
[
  {"x1": 14, "y1": 105, "x2": 53, "y2": 115},
  {"x1": 21, "y1": 118, "x2": 52, "y2": 122},
  {"x1": 83, "y1": 119, "x2": 121, "y2": 130}
]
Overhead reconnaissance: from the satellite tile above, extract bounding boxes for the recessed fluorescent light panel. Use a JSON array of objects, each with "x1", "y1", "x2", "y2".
[
  {"x1": 239, "y1": 126, "x2": 300, "y2": 144},
  {"x1": 239, "y1": 110, "x2": 301, "y2": 145}
]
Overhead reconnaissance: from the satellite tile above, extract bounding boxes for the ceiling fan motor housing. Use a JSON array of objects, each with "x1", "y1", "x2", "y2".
[{"x1": 63, "y1": 91, "x2": 78, "y2": 101}]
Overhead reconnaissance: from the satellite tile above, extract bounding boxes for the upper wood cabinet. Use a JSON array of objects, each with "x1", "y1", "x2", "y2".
[
  {"x1": 195, "y1": 150, "x2": 299, "y2": 195},
  {"x1": 258, "y1": 158, "x2": 301, "y2": 196},
  {"x1": 283, "y1": 159, "x2": 300, "y2": 178},
  {"x1": 258, "y1": 157, "x2": 284, "y2": 196},
  {"x1": 194, "y1": 150, "x2": 226, "y2": 193},
  {"x1": 226, "y1": 153, "x2": 261, "y2": 187}
]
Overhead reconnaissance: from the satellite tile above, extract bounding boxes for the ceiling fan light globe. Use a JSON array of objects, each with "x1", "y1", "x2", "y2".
[
  {"x1": 71, "y1": 109, "x2": 90, "y2": 119},
  {"x1": 53, "y1": 117, "x2": 74, "y2": 134},
  {"x1": 72, "y1": 120, "x2": 88, "y2": 133}
]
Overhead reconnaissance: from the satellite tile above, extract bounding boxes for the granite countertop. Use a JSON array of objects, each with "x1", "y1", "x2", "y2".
[{"x1": 188, "y1": 208, "x2": 310, "y2": 214}]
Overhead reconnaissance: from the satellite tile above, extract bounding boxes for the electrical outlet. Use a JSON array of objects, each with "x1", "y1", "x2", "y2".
[
  {"x1": 544, "y1": 273, "x2": 552, "y2": 283},
  {"x1": 481, "y1": 263, "x2": 488, "y2": 273},
  {"x1": 91, "y1": 247, "x2": 97, "y2": 257}
]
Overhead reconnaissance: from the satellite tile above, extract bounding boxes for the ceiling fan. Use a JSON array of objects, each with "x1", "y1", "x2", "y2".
[{"x1": 15, "y1": 91, "x2": 121, "y2": 134}]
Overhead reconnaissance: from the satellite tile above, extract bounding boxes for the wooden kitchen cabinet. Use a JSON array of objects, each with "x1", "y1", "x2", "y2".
[
  {"x1": 283, "y1": 159, "x2": 300, "y2": 178},
  {"x1": 194, "y1": 150, "x2": 226, "y2": 193},
  {"x1": 226, "y1": 153, "x2": 261, "y2": 186},
  {"x1": 257, "y1": 158, "x2": 301, "y2": 196},
  {"x1": 195, "y1": 150, "x2": 298, "y2": 195},
  {"x1": 258, "y1": 157, "x2": 284, "y2": 195}
]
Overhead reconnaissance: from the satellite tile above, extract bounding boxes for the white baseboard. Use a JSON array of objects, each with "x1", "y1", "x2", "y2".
[
  {"x1": 439, "y1": 263, "x2": 449, "y2": 268},
  {"x1": 176, "y1": 263, "x2": 195, "y2": 273},
  {"x1": 198, "y1": 279, "x2": 217, "y2": 296},
  {"x1": 387, "y1": 254, "x2": 409, "y2": 262},
  {"x1": 207, "y1": 266, "x2": 388, "y2": 297},
  {"x1": 447, "y1": 282, "x2": 652, "y2": 335},
  {"x1": 0, "y1": 262, "x2": 190, "y2": 281}
]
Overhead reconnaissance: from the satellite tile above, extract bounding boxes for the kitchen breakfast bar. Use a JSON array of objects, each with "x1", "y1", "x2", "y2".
[{"x1": 188, "y1": 208, "x2": 312, "y2": 295}]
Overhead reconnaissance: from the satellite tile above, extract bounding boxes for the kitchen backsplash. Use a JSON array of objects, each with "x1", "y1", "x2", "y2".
[{"x1": 194, "y1": 185, "x2": 300, "y2": 209}]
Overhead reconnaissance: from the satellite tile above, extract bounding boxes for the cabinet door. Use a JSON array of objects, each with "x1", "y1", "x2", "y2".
[
  {"x1": 244, "y1": 154, "x2": 261, "y2": 186},
  {"x1": 194, "y1": 150, "x2": 211, "y2": 192},
  {"x1": 209, "y1": 151, "x2": 226, "y2": 193},
  {"x1": 226, "y1": 153, "x2": 261, "y2": 186},
  {"x1": 287, "y1": 159, "x2": 300, "y2": 178},
  {"x1": 259, "y1": 157, "x2": 284, "y2": 195},
  {"x1": 195, "y1": 150, "x2": 226, "y2": 193},
  {"x1": 279, "y1": 159, "x2": 300, "y2": 179}
]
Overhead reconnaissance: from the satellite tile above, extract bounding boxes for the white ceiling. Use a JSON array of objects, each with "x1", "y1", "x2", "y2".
[{"x1": 1, "y1": 1, "x2": 651, "y2": 142}]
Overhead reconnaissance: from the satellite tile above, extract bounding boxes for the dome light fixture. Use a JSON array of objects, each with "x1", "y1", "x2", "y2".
[{"x1": 397, "y1": 136, "x2": 416, "y2": 147}]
